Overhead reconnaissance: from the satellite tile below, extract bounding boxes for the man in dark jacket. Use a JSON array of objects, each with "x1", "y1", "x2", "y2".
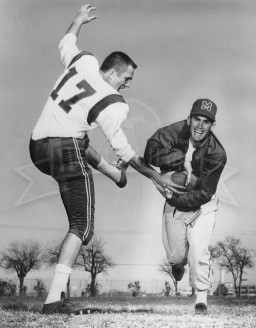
[{"x1": 144, "y1": 99, "x2": 227, "y2": 315}]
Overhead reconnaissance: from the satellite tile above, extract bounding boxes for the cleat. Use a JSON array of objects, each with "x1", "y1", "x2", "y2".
[
  {"x1": 42, "y1": 298, "x2": 88, "y2": 315},
  {"x1": 195, "y1": 303, "x2": 208, "y2": 315},
  {"x1": 172, "y1": 265, "x2": 185, "y2": 281},
  {"x1": 115, "y1": 159, "x2": 129, "y2": 188}
]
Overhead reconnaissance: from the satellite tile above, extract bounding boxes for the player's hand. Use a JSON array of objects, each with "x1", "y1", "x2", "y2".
[
  {"x1": 158, "y1": 173, "x2": 185, "y2": 195},
  {"x1": 74, "y1": 4, "x2": 97, "y2": 25},
  {"x1": 115, "y1": 159, "x2": 129, "y2": 170},
  {"x1": 184, "y1": 157, "x2": 192, "y2": 186},
  {"x1": 152, "y1": 180, "x2": 173, "y2": 199},
  {"x1": 111, "y1": 159, "x2": 129, "y2": 188}
]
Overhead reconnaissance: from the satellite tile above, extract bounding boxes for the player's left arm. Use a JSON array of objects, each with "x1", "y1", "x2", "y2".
[
  {"x1": 96, "y1": 103, "x2": 136, "y2": 162},
  {"x1": 167, "y1": 152, "x2": 227, "y2": 208},
  {"x1": 85, "y1": 145, "x2": 128, "y2": 188},
  {"x1": 96, "y1": 104, "x2": 184, "y2": 194}
]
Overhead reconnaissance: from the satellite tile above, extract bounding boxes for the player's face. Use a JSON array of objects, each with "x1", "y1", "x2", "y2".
[
  {"x1": 187, "y1": 115, "x2": 215, "y2": 144},
  {"x1": 112, "y1": 65, "x2": 135, "y2": 91}
]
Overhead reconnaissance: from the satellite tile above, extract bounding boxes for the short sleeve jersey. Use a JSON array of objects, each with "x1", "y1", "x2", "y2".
[{"x1": 32, "y1": 34, "x2": 135, "y2": 162}]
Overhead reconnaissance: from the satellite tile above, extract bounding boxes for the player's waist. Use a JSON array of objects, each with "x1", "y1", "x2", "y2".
[
  {"x1": 173, "y1": 205, "x2": 200, "y2": 212},
  {"x1": 30, "y1": 135, "x2": 90, "y2": 148},
  {"x1": 31, "y1": 127, "x2": 90, "y2": 140}
]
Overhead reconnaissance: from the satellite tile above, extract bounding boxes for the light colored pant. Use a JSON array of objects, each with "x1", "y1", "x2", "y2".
[{"x1": 162, "y1": 196, "x2": 218, "y2": 291}]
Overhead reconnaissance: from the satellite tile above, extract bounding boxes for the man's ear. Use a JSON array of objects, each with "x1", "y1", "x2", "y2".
[
  {"x1": 211, "y1": 121, "x2": 216, "y2": 130},
  {"x1": 109, "y1": 68, "x2": 117, "y2": 80},
  {"x1": 187, "y1": 116, "x2": 191, "y2": 126}
]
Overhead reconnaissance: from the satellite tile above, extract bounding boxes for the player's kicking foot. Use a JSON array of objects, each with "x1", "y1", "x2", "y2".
[
  {"x1": 114, "y1": 159, "x2": 129, "y2": 188},
  {"x1": 172, "y1": 265, "x2": 185, "y2": 281},
  {"x1": 42, "y1": 298, "x2": 90, "y2": 315},
  {"x1": 195, "y1": 303, "x2": 208, "y2": 315}
]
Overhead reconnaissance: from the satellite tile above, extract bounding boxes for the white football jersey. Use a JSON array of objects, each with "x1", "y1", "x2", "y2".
[{"x1": 32, "y1": 34, "x2": 135, "y2": 162}]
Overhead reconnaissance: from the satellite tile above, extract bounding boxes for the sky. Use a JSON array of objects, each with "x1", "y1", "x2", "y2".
[{"x1": 1, "y1": 0, "x2": 256, "y2": 293}]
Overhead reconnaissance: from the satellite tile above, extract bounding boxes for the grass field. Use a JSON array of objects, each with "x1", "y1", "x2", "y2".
[{"x1": 0, "y1": 295, "x2": 255, "y2": 328}]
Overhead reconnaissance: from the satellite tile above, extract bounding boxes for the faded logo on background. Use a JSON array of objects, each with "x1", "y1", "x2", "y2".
[{"x1": 15, "y1": 99, "x2": 238, "y2": 207}]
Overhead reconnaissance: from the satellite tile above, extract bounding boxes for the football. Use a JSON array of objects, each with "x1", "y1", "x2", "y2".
[{"x1": 170, "y1": 171, "x2": 197, "y2": 191}]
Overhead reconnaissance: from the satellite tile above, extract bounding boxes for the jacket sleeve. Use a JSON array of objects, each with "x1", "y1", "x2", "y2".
[
  {"x1": 144, "y1": 127, "x2": 186, "y2": 171},
  {"x1": 168, "y1": 151, "x2": 227, "y2": 209}
]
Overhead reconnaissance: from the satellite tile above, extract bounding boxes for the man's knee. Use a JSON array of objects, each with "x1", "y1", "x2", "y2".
[
  {"x1": 166, "y1": 253, "x2": 187, "y2": 267},
  {"x1": 68, "y1": 225, "x2": 94, "y2": 246},
  {"x1": 82, "y1": 230, "x2": 94, "y2": 246},
  {"x1": 189, "y1": 242, "x2": 210, "y2": 264}
]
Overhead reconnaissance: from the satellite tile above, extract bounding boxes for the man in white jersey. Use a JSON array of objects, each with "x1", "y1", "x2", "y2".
[{"x1": 30, "y1": 5, "x2": 181, "y2": 314}]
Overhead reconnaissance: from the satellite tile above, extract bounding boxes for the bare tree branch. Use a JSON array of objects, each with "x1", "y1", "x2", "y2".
[
  {"x1": 0, "y1": 240, "x2": 43, "y2": 295},
  {"x1": 75, "y1": 235, "x2": 115, "y2": 296},
  {"x1": 159, "y1": 259, "x2": 179, "y2": 296},
  {"x1": 210, "y1": 236, "x2": 256, "y2": 297}
]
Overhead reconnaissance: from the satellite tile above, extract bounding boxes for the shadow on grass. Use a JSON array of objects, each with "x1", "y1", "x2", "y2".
[
  {"x1": 1, "y1": 295, "x2": 256, "y2": 315},
  {"x1": 1, "y1": 299, "x2": 154, "y2": 315},
  {"x1": 2, "y1": 301, "x2": 42, "y2": 313},
  {"x1": 72, "y1": 307, "x2": 154, "y2": 315}
]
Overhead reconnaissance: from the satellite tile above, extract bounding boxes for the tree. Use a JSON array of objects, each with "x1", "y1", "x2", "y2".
[
  {"x1": 0, "y1": 240, "x2": 43, "y2": 295},
  {"x1": 75, "y1": 236, "x2": 115, "y2": 297},
  {"x1": 211, "y1": 236, "x2": 255, "y2": 297},
  {"x1": 128, "y1": 281, "x2": 141, "y2": 297},
  {"x1": 190, "y1": 287, "x2": 195, "y2": 297},
  {"x1": 0, "y1": 279, "x2": 16, "y2": 296},
  {"x1": 213, "y1": 284, "x2": 229, "y2": 297},
  {"x1": 84, "y1": 281, "x2": 101, "y2": 296},
  {"x1": 159, "y1": 259, "x2": 180, "y2": 296},
  {"x1": 34, "y1": 278, "x2": 47, "y2": 297},
  {"x1": 43, "y1": 240, "x2": 62, "y2": 267},
  {"x1": 162, "y1": 280, "x2": 171, "y2": 297},
  {"x1": 43, "y1": 239, "x2": 71, "y2": 299}
]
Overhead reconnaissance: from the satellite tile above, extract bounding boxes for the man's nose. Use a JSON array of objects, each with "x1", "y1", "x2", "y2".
[
  {"x1": 198, "y1": 120, "x2": 203, "y2": 128},
  {"x1": 125, "y1": 80, "x2": 131, "y2": 88}
]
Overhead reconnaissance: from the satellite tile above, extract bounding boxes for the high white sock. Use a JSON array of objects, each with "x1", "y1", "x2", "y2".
[
  {"x1": 97, "y1": 157, "x2": 121, "y2": 183},
  {"x1": 45, "y1": 264, "x2": 72, "y2": 304},
  {"x1": 196, "y1": 290, "x2": 208, "y2": 305}
]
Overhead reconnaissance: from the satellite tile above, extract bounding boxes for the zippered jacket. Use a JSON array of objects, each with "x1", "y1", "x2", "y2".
[{"x1": 144, "y1": 120, "x2": 227, "y2": 211}]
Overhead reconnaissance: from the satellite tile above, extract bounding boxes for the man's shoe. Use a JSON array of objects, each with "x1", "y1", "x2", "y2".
[
  {"x1": 172, "y1": 265, "x2": 185, "y2": 281},
  {"x1": 195, "y1": 303, "x2": 208, "y2": 315},
  {"x1": 115, "y1": 159, "x2": 129, "y2": 188},
  {"x1": 42, "y1": 298, "x2": 90, "y2": 315}
]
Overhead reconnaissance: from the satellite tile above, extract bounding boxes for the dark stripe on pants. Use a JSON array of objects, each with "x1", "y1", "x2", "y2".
[{"x1": 29, "y1": 136, "x2": 95, "y2": 245}]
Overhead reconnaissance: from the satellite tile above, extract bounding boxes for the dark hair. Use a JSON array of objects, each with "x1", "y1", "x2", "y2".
[{"x1": 100, "y1": 51, "x2": 137, "y2": 74}]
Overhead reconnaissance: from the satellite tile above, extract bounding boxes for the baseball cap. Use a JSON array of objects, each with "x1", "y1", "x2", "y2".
[{"x1": 190, "y1": 99, "x2": 217, "y2": 122}]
